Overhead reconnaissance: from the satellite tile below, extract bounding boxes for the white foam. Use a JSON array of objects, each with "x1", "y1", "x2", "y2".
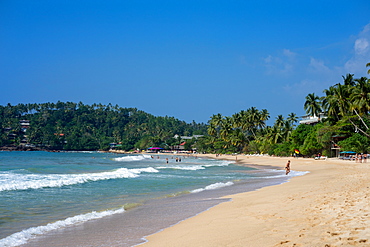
[
  {"x1": 0, "y1": 167, "x2": 159, "y2": 192},
  {"x1": 191, "y1": 181, "x2": 234, "y2": 193},
  {"x1": 157, "y1": 160, "x2": 231, "y2": 171},
  {"x1": 0, "y1": 208, "x2": 125, "y2": 247},
  {"x1": 203, "y1": 160, "x2": 231, "y2": 167},
  {"x1": 113, "y1": 155, "x2": 150, "y2": 162},
  {"x1": 157, "y1": 165, "x2": 206, "y2": 171},
  {"x1": 258, "y1": 170, "x2": 309, "y2": 179}
]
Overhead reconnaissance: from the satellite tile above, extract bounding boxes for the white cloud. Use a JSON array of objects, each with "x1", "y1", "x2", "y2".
[
  {"x1": 263, "y1": 49, "x2": 296, "y2": 75},
  {"x1": 344, "y1": 23, "x2": 370, "y2": 74},
  {"x1": 309, "y1": 57, "x2": 330, "y2": 73},
  {"x1": 283, "y1": 49, "x2": 297, "y2": 59},
  {"x1": 354, "y1": 38, "x2": 369, "y2": 55},
  {"x1": 283, "y1": 79, "x2": 323, "y2": 97}
]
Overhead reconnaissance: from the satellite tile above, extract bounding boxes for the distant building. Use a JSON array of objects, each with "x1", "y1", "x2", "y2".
[
  {"x1": 299, "y1": 113, "x2": 327, "y2": 125},
  {"x1": 19, "y1": 120, "x2": 31, "y2": 145},
  {"x1": 173, "y1": 134, "x2": 204, "y2": 140},
  {"x1": 20, "y1": 120, "x2": 30, "y2": 132}
]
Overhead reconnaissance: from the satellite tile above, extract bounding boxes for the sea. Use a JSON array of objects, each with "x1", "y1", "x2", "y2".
[{"x1": 0, "y1": 151, "x2": 307, "y2": 247}]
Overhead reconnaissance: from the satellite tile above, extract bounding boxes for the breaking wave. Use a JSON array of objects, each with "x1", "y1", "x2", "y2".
[
  {"x1": 113, "y1": 155, "x2": 152, "y2": 162},
  {"x1": 0, "y1": 208, "x2": 125, "y2": 247},
  {"x1": 0, "y1": 167, "x2": 158, "y2": 192},
  {"x1": 191, "y1": 181, "x2": 234, "y2": 193}
]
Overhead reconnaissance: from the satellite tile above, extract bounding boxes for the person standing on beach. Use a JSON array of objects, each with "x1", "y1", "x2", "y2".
[{"x1": 285, "y1": 160, "x2": 291, "y2": 175}]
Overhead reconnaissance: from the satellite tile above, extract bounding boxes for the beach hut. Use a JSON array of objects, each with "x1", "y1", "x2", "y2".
[{"x1": 339, "y1": 151, "x2": 356, "y2": 160}]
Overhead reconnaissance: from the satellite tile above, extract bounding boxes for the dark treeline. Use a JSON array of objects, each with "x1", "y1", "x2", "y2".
[{"x1": 0, "y1": 102, "x2": 207, "y2": 151}]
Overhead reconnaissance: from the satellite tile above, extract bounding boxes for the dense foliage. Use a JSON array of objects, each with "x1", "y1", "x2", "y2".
[
  {"x1": 195, "y1": 64, "x2": 370, "y2": 157},
  {"x1": 2, "y1": 64, "x2": 369, "y2": 155},
  {"x1": 0, "y1": 102, "x2": 207, "y2": 151}
]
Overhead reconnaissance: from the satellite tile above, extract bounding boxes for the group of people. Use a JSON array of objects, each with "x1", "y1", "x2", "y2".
[
  {"x1": 164, "y1": 156, "x2": 183, "y2": 164},
  {"x1": 355, "y1": 153, "x2": 367, "y2": 163}
]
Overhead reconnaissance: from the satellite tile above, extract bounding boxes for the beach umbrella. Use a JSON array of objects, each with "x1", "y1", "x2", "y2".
[
  {"x1": 340, "y1": 151, "x2": 356, "y2": 154},
  {"x1": 148, "y1": 147, "x2": 163, "y2": 150}
]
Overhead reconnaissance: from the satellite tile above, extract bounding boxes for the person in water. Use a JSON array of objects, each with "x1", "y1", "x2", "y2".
[{"x1": 285, "y1": 160, "x2": 291, "y2": 175}]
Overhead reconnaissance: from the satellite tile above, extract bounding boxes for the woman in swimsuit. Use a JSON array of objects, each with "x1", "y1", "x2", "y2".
[{"x1": 285, "y1": 160, "x2": 291, "y2": 175}]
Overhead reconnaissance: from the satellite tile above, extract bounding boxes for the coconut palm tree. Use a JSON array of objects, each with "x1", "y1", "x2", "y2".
[
  {"x1": 351, "y1": 77, "x2": 370, "y2": 116},
  {"x1": 304, "y1": 93, "x2": 322, "y2": 119},
  {"x1": 275, "y1": 115, "x2": 285, "y2": 128},
  {"x1": 335, "y1": 83, "x2": 351, "y2": 117},
  {"x1": 287, "y1": 113, "x2": 298, "y2": 125},
  {"x1": 208, "y1": 114, "x2": 223, "y2": 136},
  {"x1": 366, "y1": 62, "x2": 370, "y2": 74},
  {"x1": 342, "y1": 73, "x2": 355, "y2": 86},
  {"x1": 219, "y1": 117, "x2": 233, "y2": 141},
  {"x1": 282, "y1": 120, "x2": 294, "y2": 142}
]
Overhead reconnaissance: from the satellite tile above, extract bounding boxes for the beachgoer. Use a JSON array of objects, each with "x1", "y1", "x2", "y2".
[{"x1": 285, "y1": 160, "x2": 291, "y2": 175}]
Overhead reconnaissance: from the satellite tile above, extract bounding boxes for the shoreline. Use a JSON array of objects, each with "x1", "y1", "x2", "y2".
[
  {"x1": 141, "y1": 154, "x2": 370, "y2": 246},
  {"x1": 18, "y1": 153, "x2": 288, "y2": 247}
]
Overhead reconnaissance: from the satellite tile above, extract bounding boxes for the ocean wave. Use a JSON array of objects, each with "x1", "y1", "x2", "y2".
[
  {"x1": 113, "y1": 155, "x2": 151, "y2": 162},
  {"x1": 0, "y1": 208, "x2": 125, "y2": 247},
  {"x1": 157, "y1": 160, "x2": 231, "y2": 171},
  {"x1": 157, "y1": 165, "x2": 206, "y2": 171},
  {"x1": 258, "y1": 170, "x2": 309, "y2": 179},
  {"x1": 200, "y1": 159, "x2": 232, "y2": 167},
  {"x1": 0, "y1": 167, "x2": 159, "y2": 192},
  {"x1": 191, "y1": 181, "x2": 234, "y2": 193}
]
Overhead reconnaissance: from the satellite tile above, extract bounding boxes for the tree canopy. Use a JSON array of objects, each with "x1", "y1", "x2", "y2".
[{"x1": 0, "y1": 102, "x2": 207, "y2": 151}]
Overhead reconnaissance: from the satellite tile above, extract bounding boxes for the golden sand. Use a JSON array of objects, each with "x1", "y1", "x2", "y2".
[{"x1": 142, "y1": 154, "x2": 370, "y2": 247}]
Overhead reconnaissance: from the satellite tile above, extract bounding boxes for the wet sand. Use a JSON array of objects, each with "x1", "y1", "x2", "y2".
[
  {"x1": 142, "y1": 154, "x2": 370, "y2": 246},
  {"x1": 20, "y1": 154, "x2": 286, "y2": 247}
]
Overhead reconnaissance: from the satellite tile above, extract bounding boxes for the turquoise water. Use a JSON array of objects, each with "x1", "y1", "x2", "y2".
[{"x1": 0, "y1": 151, "x2": 301, "y2": 246}]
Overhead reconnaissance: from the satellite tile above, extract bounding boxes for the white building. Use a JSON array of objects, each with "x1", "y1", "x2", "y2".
[{"x1": 299, "y1": 113, "x2": 327, "y2": 125}]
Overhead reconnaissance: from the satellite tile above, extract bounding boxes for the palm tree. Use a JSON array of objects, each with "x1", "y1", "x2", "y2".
[
  {"x1": 304, "y1": 93, "x2": 322, "y2": 119},
  {"x1": 366, "y1": 62, "x2": 370, "y2": 74},
  {"x1": 351, "y1": 77, "x2": 370, "y2": 116},
  {"x1": 287, "y1": 113, "x2": 298, "y2": 125},
  {"x1": 219, "y1": 117, "x2": 232, "y2": 141},
  {"x1": 209, "y1": 113, "x2": 223, "y2": 127},
  {"x1": 282, "y1": 120, "x2": 294, "y2": 142},
  {"x1": 266, "y1": 126, "x2": 282, "y2": 144},
  {"x1": 335, "y1": 83, "x2": 351, "y2": 117},
  {"x1": 260, "y1": 109, "x2": 270, "y2": 124},
  {"x1": 274, "y1": 115, "x2": 285, "y2": 128},
  {"x1": 208, "y1": 114, "x2": 223, "y2": 137},
  {"x1": 342, "y1": 73, "x2": 355, "y2": 86}
]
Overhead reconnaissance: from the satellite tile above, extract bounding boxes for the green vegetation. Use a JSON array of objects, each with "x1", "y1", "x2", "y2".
[
  {"x1": 2, "y1": 64, "x2": 369, "y2": 155},
  {"x1": 0, "y1": 102, "x2": 207, "y2": 151},
  {"x1": 195, "y1": 64, "x2": 370, "y2": 156}
]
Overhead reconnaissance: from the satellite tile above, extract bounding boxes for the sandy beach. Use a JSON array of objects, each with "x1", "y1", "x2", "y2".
[{"x1": 142, "y1": 154, "x2": 370, "y2": 247}]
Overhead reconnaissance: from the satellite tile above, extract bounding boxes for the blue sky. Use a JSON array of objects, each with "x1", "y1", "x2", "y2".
[{"x1": 1, "y1": 1, "x2": 370, "y2": 124}]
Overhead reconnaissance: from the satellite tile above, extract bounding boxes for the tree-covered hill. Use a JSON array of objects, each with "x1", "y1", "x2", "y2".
[{"x1": 0, "y1": 102, "x2": 207, "y2": 151}]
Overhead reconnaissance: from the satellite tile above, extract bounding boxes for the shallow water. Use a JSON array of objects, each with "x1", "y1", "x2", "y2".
[{"x1": 0, "y1": 151, "x2": 304, "y2": 247}]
